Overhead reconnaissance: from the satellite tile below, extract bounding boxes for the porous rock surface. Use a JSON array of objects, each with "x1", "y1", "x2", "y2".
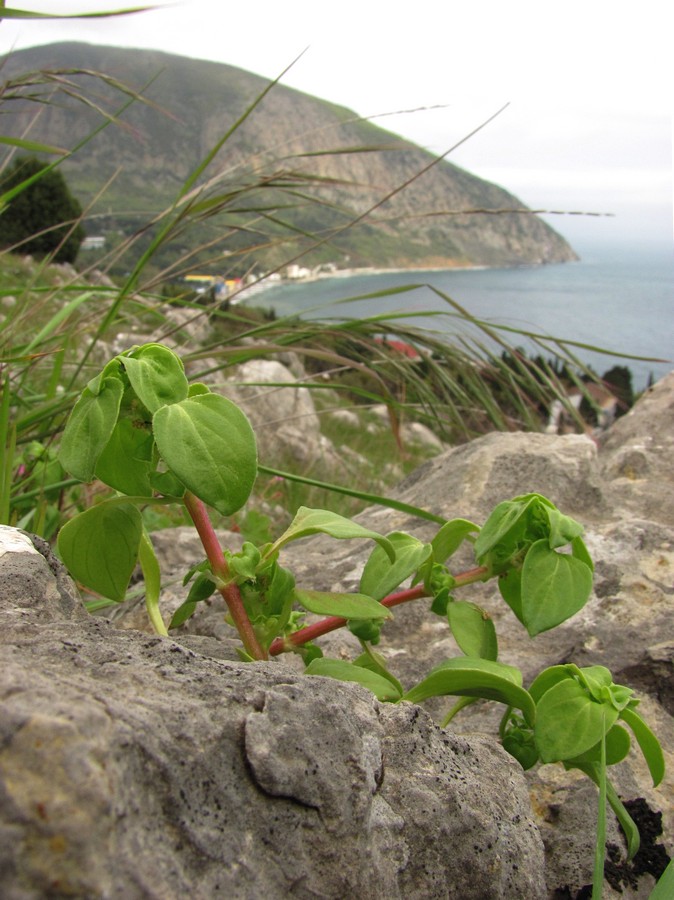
[{"x1": 1, "y1": 530, "x2": 544, "y2": 898}]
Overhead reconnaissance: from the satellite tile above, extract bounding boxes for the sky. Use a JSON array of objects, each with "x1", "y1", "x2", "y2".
[{"x1": 2, "y1": 0, "x2": 673, "y2": 253}]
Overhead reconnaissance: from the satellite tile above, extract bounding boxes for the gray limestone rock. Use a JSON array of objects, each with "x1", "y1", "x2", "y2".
[
  {"x1": 0, "y1": 525, "x2": 545, "y2": 899},
  {"x1": 599, "y1": 372, "x2": 674, "y2": 526},
  {"x1": 223, "y1": 375, "x2": 673, "y2": 897},
  {"x1": 225, "y1": 358, "x2": 322, "y2": 464}
]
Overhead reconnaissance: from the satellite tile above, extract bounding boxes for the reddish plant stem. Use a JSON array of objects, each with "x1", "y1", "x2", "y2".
[
  {"x1": 453, "y1": 565, "x2": 490, "y2": 588},
  {"x1": 268, "y1": 564, "x2": 490, "y2": 656},
  {"x1": 183, "y1": 491, "x2": 267, "y2": 661},
  {"x1": 269, "y1": 585, "x2": 426, "y2": 656}
]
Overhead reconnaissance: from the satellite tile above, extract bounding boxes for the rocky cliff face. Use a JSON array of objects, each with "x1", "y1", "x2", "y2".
[{"x1": 1, "y1": 42, "x2": 578, "y2": 269}]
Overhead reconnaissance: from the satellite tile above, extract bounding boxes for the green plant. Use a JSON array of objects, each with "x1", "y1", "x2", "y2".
[
  {"x1": 1, "y1": 13, "x2": 666, "y2": 888},
  {"x1": 0, "y1": 2, "x2": 151, "y2": 22},
  {"x1": 650, "y1": 859, "x2": 674, "y2": 899},
  {"x1": 0, "y1": 155, "x2": 86, "y2": 263},
  {"x1": 56, "y1": 341, "x2": 664, "y2": 898}
]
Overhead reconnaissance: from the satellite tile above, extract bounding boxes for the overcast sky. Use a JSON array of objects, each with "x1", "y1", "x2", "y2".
[{"x1": 2, "y1": 0, "x2": 673, "y2": 251}]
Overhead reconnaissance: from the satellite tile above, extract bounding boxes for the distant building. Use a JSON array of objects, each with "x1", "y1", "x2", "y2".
[
  {"x1": 81, "y1": 235, "x2": 106, "y2": 250},
  {"x1": 183, "y1": 274, "x2": 242, "y2": 296},
  {"x1": 286, "y1": 264, "x2": 311, "y2": 280},
  {"x1": 375, "y1": 337, "x2": 424, "y2": 362},
  {"x1": 546, "y1": 382, "x2": 619, "y2": 435}
]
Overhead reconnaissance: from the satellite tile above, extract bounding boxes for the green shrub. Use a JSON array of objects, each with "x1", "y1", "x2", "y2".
[{"x1": 0, "y1": 156, "x2": 85, "y2": 263}]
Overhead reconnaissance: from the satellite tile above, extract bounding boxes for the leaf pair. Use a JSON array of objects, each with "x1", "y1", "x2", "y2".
[
  {"x1": 266, "y1": 506, "x2": 397, "y2": 637},
  {"x1": 60, "y1": 344, "x2": 258, "y2": 518},
  {"x1": 58, "y1": 343, "x2": 259, "y2": 604},
  {"x1": 528, "y1": 663, "x2": 665, "y2": 867},
  {"x1": 531, "y1": 664, "x2": 664, "y2": 787},
  {"x1": 357, "y1": 518, "x2": 481, "y2": 604},
  {"x1": 474, "y1": 492, "x2": 583, "y2": 562},
  {"x1": 358, "y1": 520, "x2": 497, "y2": 660},
  {"x1": 475, "y1": 493, "x2": 593, "y2": 636}
]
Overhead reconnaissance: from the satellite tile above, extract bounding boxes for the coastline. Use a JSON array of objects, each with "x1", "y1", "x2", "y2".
[
  {"x1": 228, "y1": 245, "x2": 673, "y2": 392},
  {"x1": 233, "y1": 258, "x2": 567, "y2": 302},
  {"x1": 319, "y1": 262, "x2": 491, "y2": 279}
]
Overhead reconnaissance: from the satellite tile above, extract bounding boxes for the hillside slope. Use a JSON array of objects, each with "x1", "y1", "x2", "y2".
[{"x1": 1, "y1": 42, "x2": 578, "y2": 270}]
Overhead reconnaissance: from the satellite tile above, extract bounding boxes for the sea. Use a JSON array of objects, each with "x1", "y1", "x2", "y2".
[{"x1": 255, "y1": 240, "x2": 673, "y2": 392}]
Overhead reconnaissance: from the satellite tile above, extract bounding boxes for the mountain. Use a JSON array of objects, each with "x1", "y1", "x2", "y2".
[{"x1": 0, "y1": 42, "x2": 578, "y2": 272}]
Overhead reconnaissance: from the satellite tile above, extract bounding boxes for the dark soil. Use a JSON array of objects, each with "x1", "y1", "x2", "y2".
[{"x1": 552, "y1": 797, "x2": 670, "y2": 898}]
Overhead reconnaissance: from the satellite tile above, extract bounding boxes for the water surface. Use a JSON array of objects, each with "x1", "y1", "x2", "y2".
[{"x1": 260, "y1": 241, "x2": 673, "y2": 391}]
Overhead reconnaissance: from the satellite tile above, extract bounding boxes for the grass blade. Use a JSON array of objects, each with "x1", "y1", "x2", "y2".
[{"x1": 258, "y1": 464, "x2": 446, "y2": 524}]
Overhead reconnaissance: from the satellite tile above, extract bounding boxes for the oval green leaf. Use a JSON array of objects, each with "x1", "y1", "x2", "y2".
[
  {"x1": 403, "y1": 657, "x2": 534, "y2": 725},
  {"x1": 59, "y1": 376, "x2": 124, "y2": 481},
  {"x1": 57, "y1": 501, "x2": 142, "y2": 601},
  {"x1": 521, "y1": 539, "x2": 593, "y2": 636},
  {"x1": 305, "y1": 658, "x2": 402, "y2": 701},
  {"x1": 431, "y1": 518, "x2": 480, "y2": 562},
  {"x1": 473, "y1": 497, "x2": 534, "y2": 562},
  {"x1": 529, "y1": 665, "x2": 574, "y2": 703},
  {"x1": 153, "y1": 392, "x2": 257, "y2": 516},
  {"x1": 94, "y1": 417, "x2": 154, "y2": 496},
  {"x1": 360, "y1": 532, "x2": 431, "y2": 601},
  {"x1": 448, "y1": 600, "x2": 498, "y2": 660},
  {"x1": 534, "y1": 677, "x2": 618, "y2": 763},
  {"x1": 122, "y1": 343, "x2": 188, "y2": 413},
  {"x1": 294, "y1": 589, "x2": 391, "y2": 620},
  {"x1": 498, "y1": 565, "x2": 523, "y2": 623}
]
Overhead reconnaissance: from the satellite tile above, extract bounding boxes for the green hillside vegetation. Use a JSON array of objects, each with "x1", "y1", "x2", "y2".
[
  {"x1": 1, "y1": 40, "x2": 628, "y2": 546},
  {"x1": 1, "y1": 42, "x2": 577, "y2": 278},
  {"x1": 0, "y1": 155, "x2": 85, "y2": 262}
]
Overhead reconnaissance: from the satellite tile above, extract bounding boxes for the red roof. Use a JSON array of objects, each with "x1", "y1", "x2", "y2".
[{"x1": 376, "y1": 338, "x2": 421, "y2": 360}]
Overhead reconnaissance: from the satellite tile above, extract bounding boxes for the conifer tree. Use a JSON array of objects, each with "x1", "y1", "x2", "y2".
[{"x1": 0, "y1": 156, "x2": 85, "y2": 263}]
